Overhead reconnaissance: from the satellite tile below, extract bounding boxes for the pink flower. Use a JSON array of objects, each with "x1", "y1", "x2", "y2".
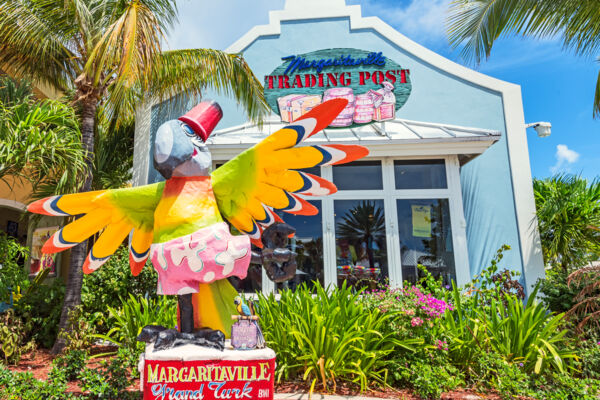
[
  {"x1": 411, "y1": 317, "x2": 423, "y2": 327},
  {"x1": 436, "y1": 339, "x2": 448, "y2": 351}
]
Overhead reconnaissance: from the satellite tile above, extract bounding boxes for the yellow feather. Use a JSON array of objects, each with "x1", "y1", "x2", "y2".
[
  {"x1": 255, "y1": 182, "x2": 290, "y2": 209},
  {"x1": 131, "y1": 228, "x2": 153, "y2": 254},
  {"x1": 91, "y1": 219, "x2": 132, "y2": 258},
  {"x1": 61, "y1": 212, "x2": 110, "y2": 243},
  {"x1": 256, "y1": 127, "x2": 300, "y2": 152},
  {"x1": 263, "y1": 147, "x2": 325, "y2": 171},
  {"x1": 53, "y1": 190, "x2": 106, "y2": 215},
  {"x1": 263, "y1": 169, "x2": 305, "y2": 193},
  {"x1": 245, "y1": 196, "x2": 268, "y2": 222},
  {"x1": 228, "y1": 209, "x2": 256, "y2": 233}
]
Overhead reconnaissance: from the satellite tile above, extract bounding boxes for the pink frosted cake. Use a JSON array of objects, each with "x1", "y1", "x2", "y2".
[
  {"x1": 323, "y1": 88, "x2": 355, "y2": 127},
  {"x1": 353, "y1": 94, "x2": 374, "y2": 124}
]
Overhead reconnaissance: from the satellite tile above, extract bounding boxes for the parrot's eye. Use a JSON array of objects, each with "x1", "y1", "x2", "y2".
[{"x1": 181, "y1": 123, "x2": 195, "y2": 137}]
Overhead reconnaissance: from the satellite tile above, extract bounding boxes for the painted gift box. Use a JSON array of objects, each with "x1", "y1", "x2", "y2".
[
  {"x1": 374, "y1": 103, "x2": 395, "y2": 121},
  {"x1": 277, "y1": 94, "x2": 322, "y2": 122}
]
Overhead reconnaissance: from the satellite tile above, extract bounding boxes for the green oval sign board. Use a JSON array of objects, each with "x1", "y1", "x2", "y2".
[{"x1": 264, "y1": 48, "x2": 411, "y2": 128}]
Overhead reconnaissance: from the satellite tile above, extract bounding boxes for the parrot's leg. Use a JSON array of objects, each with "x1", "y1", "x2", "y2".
[{"x1": 178, "y1": 294, "x2": 194, "y2": 333}]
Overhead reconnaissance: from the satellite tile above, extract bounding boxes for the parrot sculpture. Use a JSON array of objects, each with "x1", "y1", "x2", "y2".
[
  {"x1": 27, "y1": 98, "x2": 368, "y2": 344},
  {"x1": 233, "y1": 296, "x2": 264, "y2": 348}
]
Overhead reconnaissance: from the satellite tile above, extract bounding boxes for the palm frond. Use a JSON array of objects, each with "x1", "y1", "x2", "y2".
[
  {"x1": 533, "y1": 175, "x2": 600, "y2": 269},
  {"x1": 447, "y1": 0, "x2": 600, "y2": 62},
  {"x1": 0, "y1": 96, "x2": 87, "y2": 198},
  {"x1": 595, "y1": 59, "x2": 600, "y2": 118},
  {"x1": 147, "y1": 49, "x2": 270, "y2": 123},
  {"x1": 0, "y1": 0, "x2": 81, "y2": 90}
]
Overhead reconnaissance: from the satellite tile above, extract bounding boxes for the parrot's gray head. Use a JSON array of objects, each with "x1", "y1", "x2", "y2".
[{"x1": 153, "y1": 120, "x2": 212, "y2": 179}]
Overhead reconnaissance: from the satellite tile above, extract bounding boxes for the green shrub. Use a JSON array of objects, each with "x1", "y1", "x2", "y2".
[
  {"x1": 531, "y1": 372, "x2": 600, "y2": 400},
  {"x1": 0, "y1": 310, "x2": 35, "y2": 364},
  {"x1": 538, "y1": 268, "x2": 579, "y2": 314},
  {"x1": 257, "y1": 281, "x2": 421, "y2": 393},
  {"x1": 0, "y1": 364, "x2": 74, "y2": 400},
  {"x1": 390, "y1": 353, "x2": 465, "y2": 399},
  {"x1": 51, "y1": 349, "x2": 87, "y2": 381},
  {"x1": 96, "y1": 293, "x2": 176, "y2": 354},
  {"x1": 577, "y1": 334, "x2": 600, "y2": 380},
  {"x1": 82, "y1": 246, "x2": 159, "y2": 325},
  {"x1": 473, "y1": 352, "x2": 533, "y2": 399},
  {"x1": 79, "y1": 354, "x2": 135, "y2": 400},
  {"x1": 482, "y1": 289, "x2": 577, "y2": 374},
  {"x1": 13, "y1": 277, "x2": 65, "y2": 348},
  {"x1": 0, "y1": 232, "x2": 28, "y2": 304}
]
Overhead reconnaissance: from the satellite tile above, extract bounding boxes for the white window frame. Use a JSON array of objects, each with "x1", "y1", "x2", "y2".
[{"x1": 214, "y1": 155, "x2": 470, "y2": 296}]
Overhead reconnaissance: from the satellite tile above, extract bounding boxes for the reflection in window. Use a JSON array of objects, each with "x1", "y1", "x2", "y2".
[
  {"x1": 334, "y1": 200, "x2": 388, "y2": 290},
  {"x1": 228, "y1": 261, "x2": 263, "y2": 293},
  {"x1": 276, "y1": 200, "x2": 323, "y2": 292},
  {"x1": 397, "y1": 199, "x2": 455, "y2": 285},
  {"x1": 332, "y1": 161, "x2": 382, "y2": 190},
  {"x1": 394, "y1": 160, "x2": 447, "y2": 189}
]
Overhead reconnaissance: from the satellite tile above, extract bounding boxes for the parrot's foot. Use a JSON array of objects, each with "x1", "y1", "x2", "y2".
[
  {"x1": 137, "y1": 325, "x2": 225, "y2": 352},
  {"x1": 251, "y1": 223, "x2": 298, "y2": 283}
]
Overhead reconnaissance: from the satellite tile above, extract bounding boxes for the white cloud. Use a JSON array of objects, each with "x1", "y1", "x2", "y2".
[
  {"x1": 166, "y1": 0, "x2": 284, "y2": 51},
  {"x1": 550, "y1": 144, "x2": 580, "y2": 173},
  {"x1": 355, "y1": 0, "x2": 451, "y2": 46}
]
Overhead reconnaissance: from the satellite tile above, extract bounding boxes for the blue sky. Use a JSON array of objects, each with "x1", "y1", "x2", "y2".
[{"x1": 169, "y1": 0, "x2": 599, "y2": 180}]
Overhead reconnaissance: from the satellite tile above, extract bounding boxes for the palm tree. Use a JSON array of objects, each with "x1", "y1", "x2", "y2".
[
  {"x1": 0, "y1": 77, "x2": 86, "y2": 195},
  {"x1": 447, "y1": 0, "x2": 600, "y2": 117},
  {"x1": 0, "y1": 0, "x2": 269, "y2": 353},
  {"x1": 337, "y1": 201, "x2": 386, "y2": 268},
  {"x1": 533, "y1": 175, "x2": 600, "y2": 271}
]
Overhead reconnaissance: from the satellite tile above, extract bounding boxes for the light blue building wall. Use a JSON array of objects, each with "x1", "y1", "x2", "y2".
[
  {"x1": 213, "y1": 17, "x2": 519, "y2": 280},
  {"x1": 140, "y1": 5, "x2": 544, "y2": 289}
]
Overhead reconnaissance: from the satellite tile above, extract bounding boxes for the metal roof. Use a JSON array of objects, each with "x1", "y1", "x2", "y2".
[{"x1": 207, "y1": 117, "x2": 502, "y2": 147}]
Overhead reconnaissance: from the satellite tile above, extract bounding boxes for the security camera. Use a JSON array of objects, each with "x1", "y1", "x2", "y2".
[{"x1": 525, "y1": 122, "x2": 551, "y2": 137}]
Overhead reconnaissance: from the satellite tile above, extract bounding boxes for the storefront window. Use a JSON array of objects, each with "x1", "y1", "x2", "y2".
[
  {"x1": 394, "y1": 159, "x2": 447, "y2": 189},
  {"x1": 332, "y1": 161, "x2": 383, "y2": 190},
  {"x1": 396, "y1": 198, "x2": 455, "y2": 285},
  {"x1": 334, "y1": 199, "x2": 388, "y2": 290},
  {"x1": 276, "y1": 200, "x2": 323, "y2": 292}
]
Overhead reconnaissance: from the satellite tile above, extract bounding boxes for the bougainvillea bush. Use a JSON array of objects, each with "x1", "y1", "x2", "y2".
[{"x1": 360, "y1": 268, "x2": 462, "y2": 398}]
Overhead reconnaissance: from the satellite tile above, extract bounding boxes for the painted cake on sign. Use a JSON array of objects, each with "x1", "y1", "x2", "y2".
[
  {"x1": 323, "y1": 87, "x2": 355, "y2": 127},
  {"x1": 353, "y1": 93, "x2": 374, "y2": 124}
]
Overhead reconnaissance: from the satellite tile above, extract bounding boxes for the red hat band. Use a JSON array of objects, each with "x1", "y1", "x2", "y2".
[{"x1": 178, "y1": 100, "x2": 223, "y2": 142}]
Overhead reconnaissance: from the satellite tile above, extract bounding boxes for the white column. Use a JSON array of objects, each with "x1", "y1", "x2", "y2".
[
  {"x1": 446, "y1": 155, "x2": 470, "y2": 286},
  {"x1": 382, "y1": 158, "x2": 402, "y2": 288},
  {"x1": 321, "y1": 165, "x2": 337, "y2": 289}
]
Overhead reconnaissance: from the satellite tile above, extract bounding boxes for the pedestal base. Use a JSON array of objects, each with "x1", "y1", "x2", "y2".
[{"x1": 139, "y1": 341, "x2": 276, "y2": 400}]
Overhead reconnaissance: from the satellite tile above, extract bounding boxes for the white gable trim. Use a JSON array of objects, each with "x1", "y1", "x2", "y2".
[{"x1": 225, "y1": 1, "x2": 544, "y2": 291}]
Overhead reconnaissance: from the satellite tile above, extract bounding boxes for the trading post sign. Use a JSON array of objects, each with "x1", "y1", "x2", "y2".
[{"x1": 264, "y1": 48, "x2": 412, "y2": 127}]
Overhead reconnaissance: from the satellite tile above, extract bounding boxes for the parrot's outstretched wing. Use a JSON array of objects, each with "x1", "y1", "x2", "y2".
[
  {"x1": 211, "y1": 99, "x2": 369, "y2": 247},
  {"x1": 27, "y1": 182, "x2": 165, "y2": 275}
]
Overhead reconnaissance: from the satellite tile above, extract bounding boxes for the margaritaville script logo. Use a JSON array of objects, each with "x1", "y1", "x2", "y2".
[
  {"x1": 144, "y1": 361, "x2": 273, "y2": 400},
  {"x1": 263, "y1": 48, "x2": 412, "y2": 128}
]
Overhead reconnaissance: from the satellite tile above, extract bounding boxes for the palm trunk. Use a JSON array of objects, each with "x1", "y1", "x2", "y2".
[{"x1": 51, "y1": 98, "x2": 97, "y2": 354}]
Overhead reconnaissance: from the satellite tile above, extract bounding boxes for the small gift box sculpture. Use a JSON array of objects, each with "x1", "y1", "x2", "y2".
[{"x1": 231, "y1": 296, "x2": 265, "y2": 350}]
